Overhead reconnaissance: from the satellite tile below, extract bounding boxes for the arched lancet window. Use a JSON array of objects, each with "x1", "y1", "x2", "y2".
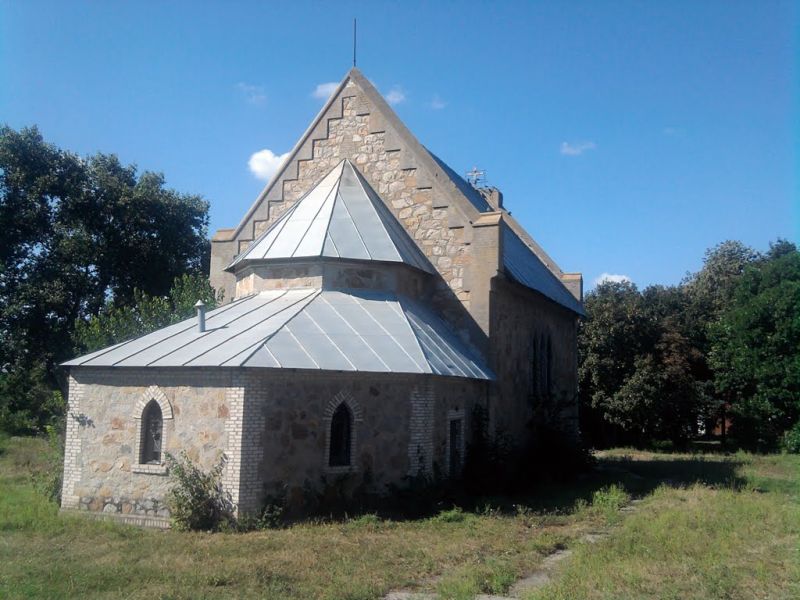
[
  {"x1": 328, "y1": 403, "x2": 352, "y2": 467},
  {"x1": 544, "y1": 335, "x2": 553, "y2": 397},
  {"x1": 140, "y1": 400, "x2": 163, "y2": 464},
  {"x1": 530, "y1": 334, "x2": 540, "y2": 399}
]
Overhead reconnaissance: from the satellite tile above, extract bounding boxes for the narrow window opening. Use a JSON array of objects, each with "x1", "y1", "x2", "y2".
[
  {"x1": 329, "y1": 403, "x2": 352, "y2": 467},
  {"x1": 140, "y1": 400, "x2": 163, "y2": 464},
  {"x1": 448, "y1": 418, "x2": 463, "y2": 476},
  {"x1": 530, "y1": 334, "x2": 539, "y2": 400},
  {"x1": 545, "y1": 335, "x2": 553, "y2": 396}
]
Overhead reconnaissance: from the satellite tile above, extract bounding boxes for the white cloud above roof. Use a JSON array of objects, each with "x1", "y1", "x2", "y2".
[
  {"x1": 311, "y1": 82, "x2": 338, "y2": 100},
  {"x1": 593, "y1": 272, "x2": 631, "y2": 286},
  {"x1": 248, "y1": 148, "x2": 290, "y2": 181},
  {"x1": 385, "y1": 86, "x2": 406, "y2": 105},
  {"x1": 560, "y1": 141, "x2": 597, "y2": 156}
]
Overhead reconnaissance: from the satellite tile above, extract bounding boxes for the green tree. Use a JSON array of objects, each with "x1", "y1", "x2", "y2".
[
  {"x1": 0, "y1": 125, "x2": 211, "y2": 432},
  {"x1": 74, "y1": 273, "x2": 221, "y2": 354},
  {"x1": 578, "y1": 281, "x2": 654, "y2": 445},
  {"x1": 580, "y1": 281, "x2": 710, "y2": 447},
  {"x1": 709, "y1": 241, "x2": 800, "y2": 449}
]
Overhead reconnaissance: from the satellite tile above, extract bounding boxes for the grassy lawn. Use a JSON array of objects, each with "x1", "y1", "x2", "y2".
[{"x1": 1, "y1": 436, "x2": 797, "y2": 599}]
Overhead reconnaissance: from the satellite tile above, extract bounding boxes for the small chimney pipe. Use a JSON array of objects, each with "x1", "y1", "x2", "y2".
[{"x1": 194, "y1": 300, "x2": 206, "y2": 333}]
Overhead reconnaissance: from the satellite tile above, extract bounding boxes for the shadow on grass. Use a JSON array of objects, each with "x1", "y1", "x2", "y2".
[
  {"x1": 288, "y1": 454, "x2": 747, "y2": 525},
  {"x1": 442, "y1": 455, "x2": 745, "y2": 519}
]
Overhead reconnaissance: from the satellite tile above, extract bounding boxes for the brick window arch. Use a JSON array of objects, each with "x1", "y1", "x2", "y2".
[
  {"x1": 132, "y1": 385, "x2": 173, "y2": 474},
  {"x1": 329, "y1": 403, "x2": 352, "y2": 467},
  {"x1": 323, "y1": 391, "x2": 363, "y2": 473},
  {"x1": 140, "y1": 400, "x2": 163, "y2": 464}
]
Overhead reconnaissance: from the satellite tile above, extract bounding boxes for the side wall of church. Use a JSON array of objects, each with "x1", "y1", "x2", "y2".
[
  {"x1": 61, "y1": 367, "x2": 487, "y2": 524},
  {"x1": 60, "y1": 368, "x2": 236, "y2": 526},
  {"x1": 236, "y1": 371, "x2": 486, "y2": 514},
  {"x1": 488, "y1": 277, "x2": 580, "y2": 445}
]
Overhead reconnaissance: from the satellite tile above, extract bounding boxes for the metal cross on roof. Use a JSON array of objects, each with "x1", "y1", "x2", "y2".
[{"x1": 466, "y1": 166, "x2": 486, "y2": 187}]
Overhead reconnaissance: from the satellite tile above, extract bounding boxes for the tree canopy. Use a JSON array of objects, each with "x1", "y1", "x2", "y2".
[
  {"x1": 0, "y1": 125, "x2": 210, "y2": 432},
  {"x1": 580, "y1": 239, "x2": 799, "y2": 451}
]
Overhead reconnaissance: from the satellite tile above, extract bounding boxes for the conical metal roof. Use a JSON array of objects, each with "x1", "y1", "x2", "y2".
[{"x1": 227, "y1": 160, "x2": 433, "y2": 273}]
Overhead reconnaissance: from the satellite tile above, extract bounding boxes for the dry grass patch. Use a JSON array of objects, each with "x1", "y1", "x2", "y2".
[
  {"x1": 526, "y1": 452, "x2": 800, "y2": 600},
  {"x1": 0, "y1": 435, "x2": 586, "y2": 599},
  {"x1": 3, "y1": 437, "x2": 797, "y2": 600}
]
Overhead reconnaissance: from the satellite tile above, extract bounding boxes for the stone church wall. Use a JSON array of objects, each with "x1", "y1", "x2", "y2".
[
  {"x1": 488, "y1": 277, "x2": 580, "y2": 444},
  {"x1": 232, "y1": 371, "x2": 486, "y2": 513},
  {"x1": 61, "y1": 367, "x2": 487, "y2": 524},
  {"x1": 61, "y1": 368, "x2": 233, "y2": 527}
]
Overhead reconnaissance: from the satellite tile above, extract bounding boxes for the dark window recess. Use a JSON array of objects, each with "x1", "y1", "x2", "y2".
[
  {"x1": 530, "y1": 334, "x2": 539, "y2": 399},
  {"x1": 545, "y1": 335, "x2": 553, "y2": 395},
  {"x1": 141, "y1": 400, "x2": 163, "y2": 464},
  {"x1": 449, "y1": 418, "x2": 463, "y2": 475},
  {"x1": 329, "y1": 403, "x2": 352, "y2": 467}
]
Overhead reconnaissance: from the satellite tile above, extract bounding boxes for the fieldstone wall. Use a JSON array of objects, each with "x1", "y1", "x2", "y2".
[
  {"x1": 234, "y1": 261, "x2": 426, "y2": 299},
  {"x1": 489, "y1": 277, "x2": 580, "y2": 443},
  {"x1": 248, "y1": 372, "x2": 486, "y2": 511},
  {"x1": 62, "y1": 366, "x2": 489, "y2": 523},
  {"x1": 61, "y1": 368, "x2": 234, "y2": 523}
]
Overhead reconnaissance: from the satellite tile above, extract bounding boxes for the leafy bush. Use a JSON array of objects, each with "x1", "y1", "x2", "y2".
[
  {"x1": 781, "y1": 422, "x2": 800, "y2": 454},
  {"x1": 592, "y1": 484, "x2": 630, "y2": 524},
  {"x1": 165, "y1": 451, "x2": 235, "y2": 531},
  {"x1": 434, "y1": 507, "x2": 467, "y2": 523}
]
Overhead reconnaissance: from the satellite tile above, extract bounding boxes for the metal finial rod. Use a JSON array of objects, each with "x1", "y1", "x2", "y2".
[{"x1": 353, "y1": 18, "x2": 357, "y2": 67}]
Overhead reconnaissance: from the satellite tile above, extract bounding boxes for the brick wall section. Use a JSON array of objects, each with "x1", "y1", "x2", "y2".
[
  {"x1": 239, "y1": 372, "x2": 267, "y2": 514},
  {"x1": 60, "y1": 374, "x2": 85, "y2": 509},
  {"x1": 407, "y1": 382, "x2": 434, "y2": 476},
  {"x1": 221, "y1": 373, "x2": 244, "y2": 510}
]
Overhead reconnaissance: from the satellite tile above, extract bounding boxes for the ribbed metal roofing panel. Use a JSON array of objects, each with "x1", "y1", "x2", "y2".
[
  {"x1": 228, "y1": 160, "x2": 434, "y2": 274},
  {"x1": 64, "y1": 289, "x2": 492, "y2": 380},
  {"x1": 402, "y1": 297, "x2": 490, "y2": 379},
  {"x1": 502, "y1": 224, "x2": 584, "y2": 315}
]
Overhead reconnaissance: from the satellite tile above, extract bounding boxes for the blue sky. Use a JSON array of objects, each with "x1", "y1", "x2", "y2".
[{"x1": 2, "y1": 0, "x2": 797, "y2": 289}]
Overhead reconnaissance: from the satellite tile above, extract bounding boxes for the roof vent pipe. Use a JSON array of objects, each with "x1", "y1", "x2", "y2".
[{"x1": 194, "y1": 300, "x2": 206, "y2": 333}]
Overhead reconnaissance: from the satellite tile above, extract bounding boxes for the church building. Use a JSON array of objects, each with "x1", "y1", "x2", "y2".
[{"x1": 60, "y1": 68, "x2": 583, "y2": 527}]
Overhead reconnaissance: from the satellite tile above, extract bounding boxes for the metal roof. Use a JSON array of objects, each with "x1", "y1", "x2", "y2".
[
  {"x1": 502, "y1": 224, "x2": 584, "y2": 315},
  {"x1": 228, "y1": 160, "x2": 434, "y2": 274},
  {"x1": 64, "y1": 289, "x2": 493, "y2": 380}
]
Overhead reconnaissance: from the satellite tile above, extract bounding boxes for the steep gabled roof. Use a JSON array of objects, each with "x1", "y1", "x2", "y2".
[
  {"x1": 223, "y1": 67, "x2": 581, "y2": 314},
  {"x1": 228, "y1": 160, "x2": 433, "y2": 273},
  {"x1": 63, "y1": 289, "x2": 492, "y2": 380}
]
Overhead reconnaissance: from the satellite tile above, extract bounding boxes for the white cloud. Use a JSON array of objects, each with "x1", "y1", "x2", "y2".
[
  {"x1": 248, "y1": 148, "x2": 290, "y2": 181},
  {"x1": 560, "y1": 141, "x2": 597, "y2": 156},
  {"x1": 594, "y1": 272, "x2": 631, "y2": 286},
  {"x1": 236, "y1": 82, "x2": 267, "y2": 105},
  {"x1": 430, "y1": 94, "x2": 447, "y2": 110},
  {"x1": 385, "y1": 86, "x2": 406, "y2": 105},
  {"x1": 311, "y1": 82, "x2": 338, "y2": 100}
]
